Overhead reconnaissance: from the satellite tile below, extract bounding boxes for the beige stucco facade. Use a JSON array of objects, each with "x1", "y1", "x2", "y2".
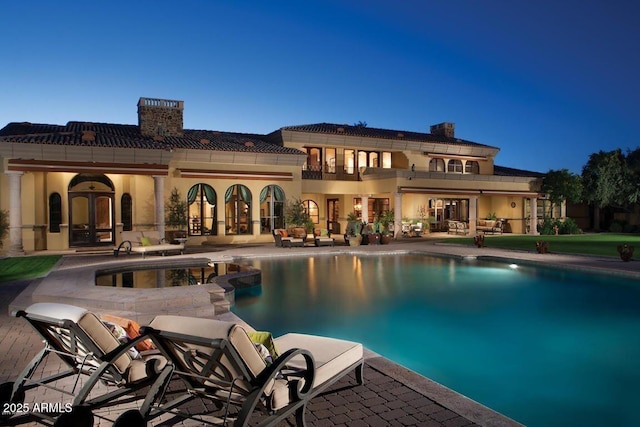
[{"x1": 0, "y1": 98, "x2": 544, "y2": 254}]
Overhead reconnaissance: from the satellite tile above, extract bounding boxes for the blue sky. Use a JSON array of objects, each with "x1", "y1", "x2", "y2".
[{"x1": 2, "y1": 1, "x2": 639, "y2": 173}]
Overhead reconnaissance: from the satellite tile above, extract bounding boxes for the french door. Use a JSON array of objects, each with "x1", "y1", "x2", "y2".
[{"x1": 69, "y1": 192, "x2": 115, "y2": 246}]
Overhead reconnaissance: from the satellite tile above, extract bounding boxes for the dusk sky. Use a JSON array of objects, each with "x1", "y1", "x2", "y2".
[{"x1": 2, "y1": 1, "x2": 639, "y2": 174}]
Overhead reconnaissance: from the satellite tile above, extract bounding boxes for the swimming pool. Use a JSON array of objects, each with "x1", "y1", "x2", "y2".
[{"x1": 231, "y1": 254, "x2": 640, "y2": 427}]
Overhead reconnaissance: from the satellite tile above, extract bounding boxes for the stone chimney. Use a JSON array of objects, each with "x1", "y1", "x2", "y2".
[
  {"x1": 137, "y1": 98, "x2": 184, "y2": 137},
  {"x1": 430, "y1": 122, "x2": 455, "y2": 138}
]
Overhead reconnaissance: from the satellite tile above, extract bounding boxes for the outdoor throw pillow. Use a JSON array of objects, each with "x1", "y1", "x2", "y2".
[
  {"x1": 140, "y1": 236, "x2": 152, "y2": 246},
  {"x1": 248, "y1": 331, "x2": 279, "y2": 363},
  {"x1": 100, "y1": 313, "x2": 156, "y2": 352}
]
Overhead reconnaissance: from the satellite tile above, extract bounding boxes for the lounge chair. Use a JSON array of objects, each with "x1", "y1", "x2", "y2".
[
  {"x1": 0, "y1": 303, "x2": 166, "y2": 427},
  {"x1": 114, "y1": 231, "x2": 185, "y2": 258},
  {"x1": 114, "y1": 316, "x2": 364, "y2": 426}
]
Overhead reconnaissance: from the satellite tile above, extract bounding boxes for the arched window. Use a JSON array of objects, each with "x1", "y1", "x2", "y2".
[
  {"x1": 465, "y1": 160, "x2": 480, "y2": 174},
  {"x1": 49, "y1": 193, "x2": 62, "y2": 233},
  {"x1": 260, "y1": 185, "x2": 285, "y2": 233},
  {"x1": 303, "y1": 199, "x2": 320, "y2": 224},
  {"x1": 429, "y1": 158, "x2": 445, "y2": 172},
  {"x1": 121, "y1": 193, "x2": 132, "y2": 231},
  {"x1": 225, "y1": 184, "x2": 251, "y2": 235},
  {"x1": 188, "y1": 184, "x2": 217, "y2": 236},
  {"x1": 447, "y1": 159, "x2": 463, "y2": 173}
]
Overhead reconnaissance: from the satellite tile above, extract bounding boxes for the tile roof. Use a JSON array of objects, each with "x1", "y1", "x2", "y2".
[
  {"x1": 0, "y1": 122, "x2": 305, "y2": 155},
  {"x1": 494, "y1": 165, "x2": 544, "y2": 177},
  {"x1": 278, "y1": 122, "x2": 498, "y2": 149}
]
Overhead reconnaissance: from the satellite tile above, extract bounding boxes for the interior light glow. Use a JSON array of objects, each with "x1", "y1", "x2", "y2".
[{"x1": 509, "y1": 264, "x2": 518, "y2": 269}]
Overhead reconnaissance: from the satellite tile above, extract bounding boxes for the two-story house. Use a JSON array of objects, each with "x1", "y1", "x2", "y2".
[{"x1": 0, "y1": 98, "x2": 543, "y2": 254}]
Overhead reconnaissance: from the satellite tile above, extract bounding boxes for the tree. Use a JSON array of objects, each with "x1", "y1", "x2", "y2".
[
  {"x1": 284, "y1": 198, "x2": 310, "y2": 229},
  {"x1": 541, "y1": 169, "x2": 582, "y2": 216},
  {"x1": 581, "y1": 149, "x2": 640, "y2": 231},
  {"x1": 165, "y1": 188, "x2": 188, "y2": 229},
  {"x1": 353, "y1": 121, "x2": 368, "y2": 128},
  {"x1": 581, "y1": 149, "x2": 635, "y2": 209}
]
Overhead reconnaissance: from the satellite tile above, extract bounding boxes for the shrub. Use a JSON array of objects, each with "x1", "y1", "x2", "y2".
[
  {"x1": 540, "y1": 217, "x2": 583, "y2": 235},
  {"x1": 0, "y1": 209, "x2": 8, "y2": 247},
  {"x1": 559, "y1": 217, "x2": 583, "y2": 235},
  {"x1": 609, "y1": 221, "x2": 624, "y2": 233},
  {"x1": 539, "y1": 217, "x2": 559, "y2": 235}
]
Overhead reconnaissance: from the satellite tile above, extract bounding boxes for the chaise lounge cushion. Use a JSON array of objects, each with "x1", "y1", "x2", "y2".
[{"x1": 269, "y1": 333, "x2": 363, "y2": 409}]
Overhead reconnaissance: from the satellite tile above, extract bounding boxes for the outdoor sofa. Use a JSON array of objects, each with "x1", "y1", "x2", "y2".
[
  {"x1": 447, "y1": 220, "x2": 469, "y2": 235},
  {"x1": 272, "y1": 229, "x2": 304, "y2": 248},
  {"x1": 476, "y1": 219, "x2": 504, "y2": 234}
]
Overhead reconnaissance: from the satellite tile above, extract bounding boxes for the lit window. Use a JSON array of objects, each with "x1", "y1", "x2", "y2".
[
  {"x1": 447, "y1": 159, "x2": 463, "y2": 173},
  {"x1": 429, "y1": 158, "x2": 445, "y2": 172},
  {"x1": 465, "y1": 160, "x2": 479, "y2": 174}
]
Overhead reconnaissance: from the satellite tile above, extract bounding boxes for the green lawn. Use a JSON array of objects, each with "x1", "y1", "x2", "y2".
[
  {"x1": 0, "y1": 255, "x2": 62, "y2": 283},
  {"x1": 435, "y1": 233, "x2": 640, "y2": 257}
]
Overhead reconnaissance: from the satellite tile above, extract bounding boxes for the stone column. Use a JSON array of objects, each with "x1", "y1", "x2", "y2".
[
  {"x1": 529, "y1": 197, "x2": 539, "y2": 235},
  {"x1": 468, "y1": 196, "x2": 478, "y2": 235},
  {"x1": 394, "y1": 192, "x2": 403, "y2": 239},
  {"x1": 153, "y1": 176, "x2": 165, "y2": 238},
  {"x1": 6, "y1": 171, "x2": 24, "y2": 255},
  {"x1": 361, "y1": 195, "x2": 369, "y2": 223}
]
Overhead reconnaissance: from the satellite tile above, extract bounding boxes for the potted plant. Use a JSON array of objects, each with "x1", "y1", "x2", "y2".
[
  {"x1": 536, "y1": 240, "x2": 550, "y2": 254},
  {"x1": 165, "y1": 188, "x2": 188, "y2": 242},
  {"x1": 379, "y1": 210, "x2": 395, "y2": 244},
  {"x1": 345, "y1": 213, "x2": 363, "y2": 246},
  {"x1": 617, "y1": 244, "x2": 634, "y2": 262},
  {"x1": 284, "y1": 198, "x2": 311, "y2": 239},
  {"x1": 368, "y1": 218, "x2": 382, "y2": 245},
  {"x1": 348, "y1": 228, "x2": 362, "y2": 246},
  {"x1": 473, "y1": 234, "x2": 485, "y2": 248}
]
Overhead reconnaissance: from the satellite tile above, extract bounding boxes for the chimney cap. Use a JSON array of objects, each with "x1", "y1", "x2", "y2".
[{"x1": 138, "y1": 97, "x2": 184, "y2": 109}]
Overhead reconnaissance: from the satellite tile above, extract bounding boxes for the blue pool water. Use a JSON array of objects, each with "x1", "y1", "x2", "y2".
[{"x1": 231, "y1": 254, "x2": 640, "y2": 427}]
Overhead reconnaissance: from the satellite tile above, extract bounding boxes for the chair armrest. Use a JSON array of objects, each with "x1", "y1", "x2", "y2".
[
  {"x1": 254, "y1": 348, "x2": 315, "y2": 399},
  {"x1": 100, "y1": 333, "x2": 154, "y2": 363},
  {"x1": 114, "y1": 240, "x2": 132, "y2": 256}
]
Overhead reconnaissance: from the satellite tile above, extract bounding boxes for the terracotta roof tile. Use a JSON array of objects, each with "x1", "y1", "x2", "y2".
[
  {"x1": 0, "y1": 121, "x2": 305, "y2": 155},
  {"x1": 279, "y1": 122, "x2": 498, "y2": 149}
]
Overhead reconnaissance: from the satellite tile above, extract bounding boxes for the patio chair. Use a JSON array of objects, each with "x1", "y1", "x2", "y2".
[
  {"x1": 313, "y1": 228, "x2": 335, "y2": 247},
  {"x1": 0, "y1": 303, "x2": 166, "y2": 427},
  {"x1": 114, "y1": 315, "x2": 364, "y2": 427}
]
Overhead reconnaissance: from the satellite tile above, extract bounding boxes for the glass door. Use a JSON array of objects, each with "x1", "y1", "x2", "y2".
[
  {"x1": 69, "y1": 192, "x2": 114, "y2": 246},
  {"x1": 327, "y1": 198, "x2": 340, "y2": 234}
]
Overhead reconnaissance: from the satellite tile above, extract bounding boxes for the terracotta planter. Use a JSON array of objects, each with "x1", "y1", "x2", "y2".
[
  {"x1": 536, "y1": 241, "x2": 549, "y2": 254},
  {"x1": 617, "y1": 244, "x2": 634, "y2": 262},
  {"x1": 380, "y1": 234, "x2": 392, "y2": 244}
]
